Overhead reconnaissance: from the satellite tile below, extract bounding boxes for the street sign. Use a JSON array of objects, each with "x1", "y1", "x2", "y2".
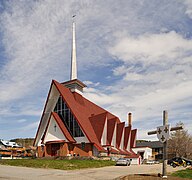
[{"x1": 157, "y1": 125, "x2": 170, "y2": 143}]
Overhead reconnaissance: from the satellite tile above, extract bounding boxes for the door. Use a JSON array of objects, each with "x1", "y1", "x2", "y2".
[{"x1": 51, "y1": 143, "x2": 60, "y2": 156}]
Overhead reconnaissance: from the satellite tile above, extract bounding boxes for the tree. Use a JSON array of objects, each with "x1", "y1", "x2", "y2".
[{"x1": 168, "y1": 122, "x2": 192, "y2": 159}]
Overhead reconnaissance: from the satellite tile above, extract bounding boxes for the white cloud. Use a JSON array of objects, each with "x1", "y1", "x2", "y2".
[
  {"x1": 17, "y1": 119, "x2": 27, "y2": 123},
  {"x1": 109, "y1": 31, "x2": 192, "y2": 65},
  {"x1": 184, "y1": 0, "x2": 192, "y2": 18},
  {"x1": 21, "y1": 121, "x2": 39, "y2": 132},
  {"x1": 83, "y1": 80, "x2": 100, "y2": 87}
]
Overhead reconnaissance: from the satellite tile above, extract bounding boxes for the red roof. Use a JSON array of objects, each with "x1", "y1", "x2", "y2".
[
  {"x1": 34, "y1": 79, "x2": 137, "y2": 154},
  {"x1": 89, "y1": 112, "x2": 107, "y2": 143},
  {"x1": 107, "y1": 118, "x2": 117, "y2": 145},
  {"x1": 130, "y1": 129, "x2": 137, "y2": 148},
  {"x1": 53, "y1": 80, "x2": 120, "y2": 151},
  {"x1": 124, "y1": 126, "x2": 131, "y2": 149},
  {"x1": 124, "y1": 149, "x2": 140, "y2": 158},
  {"x1": 110, "y1": 147, "x2": 119, "y2": 154},
  {"x1": 116, "y1": 122, "x2": 125, "y2": 148}
]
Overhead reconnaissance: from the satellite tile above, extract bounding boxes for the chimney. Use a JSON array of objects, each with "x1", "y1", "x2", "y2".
[{"x1": 128, "y1": 113, "x2": 132, "y2": 126}]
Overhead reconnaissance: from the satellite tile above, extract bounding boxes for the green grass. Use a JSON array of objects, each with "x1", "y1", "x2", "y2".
[
  {"x1": 172, "y1": 169, "x2": 192, "y2": 179},
  {"x1": 0, "y1": 159, "x2": 115, "y2": 170}
]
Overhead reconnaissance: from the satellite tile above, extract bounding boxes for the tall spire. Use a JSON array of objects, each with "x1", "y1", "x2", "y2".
[
  {"x1": 62, "y1": 15, "x2": 87, "y2": 95},
  {"x1": 70, "y1": 16, "x2": 77, "y2": 80}
]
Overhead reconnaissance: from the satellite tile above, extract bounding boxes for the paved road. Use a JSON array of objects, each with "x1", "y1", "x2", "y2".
[{"x1": 0, "y1": 164, "x2": 185, "y2": 180}]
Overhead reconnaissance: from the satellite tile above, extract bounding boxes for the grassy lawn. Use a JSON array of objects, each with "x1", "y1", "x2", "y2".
[
  {"x1": 0, "y1": 159, "x2": 115, "y2": 170},
  {"x1": 172, "y1": 169, "x2": 192, "y2": 179}
]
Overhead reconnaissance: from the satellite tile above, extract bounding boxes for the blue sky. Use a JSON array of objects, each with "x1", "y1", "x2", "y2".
[{"x1": 0, "y1": 0, "x2": 192, "y2": 141}]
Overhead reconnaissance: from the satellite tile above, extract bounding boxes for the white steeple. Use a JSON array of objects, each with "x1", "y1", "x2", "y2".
[
  {"x1": 70, "y1": 19, "x2": 77, "y2": 80},
  {"x1": 62, "y1": 16, "x2": 86, "y2": 94}
]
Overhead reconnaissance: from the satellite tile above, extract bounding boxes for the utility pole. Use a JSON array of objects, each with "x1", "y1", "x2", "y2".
[
  {"x1": 163, "y1": 111, "x2": 168, "y2": 178},
  {"x1": 148, "y1": 110, "x2": 183, "y2": 178}
]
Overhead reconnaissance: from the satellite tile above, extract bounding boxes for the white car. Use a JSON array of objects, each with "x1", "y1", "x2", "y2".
[{"x1": 116, "y1": 158, "x2": 131, "y2": 166}]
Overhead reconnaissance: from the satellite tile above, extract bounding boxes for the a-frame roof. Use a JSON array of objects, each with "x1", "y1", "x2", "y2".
[{"x1": 34, "y1": 79, "x2": 121, "y2": 151}]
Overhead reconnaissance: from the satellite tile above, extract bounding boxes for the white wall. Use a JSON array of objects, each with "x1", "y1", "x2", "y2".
[
  {"x1": 130, "y1": 157, "x2": 140, "y2": 165},
  {"x1": 101, "y1": 117, "x2": 107, "y2": 145},
  {"x1": 36, "y1": 84, "x2": 59, "y2": 146},
  {"x1": 111, "y1": 122, "x2": 117, "y2": 147},
  {"x1": 44, "y1": 116, "x2": 67, "y2": 143},
  {"x1": 119, "y1": 128, "x2": 124, "y2": 150},
  {"x1": 132, "y1": 147, "x2": 152, "y2": 160}
]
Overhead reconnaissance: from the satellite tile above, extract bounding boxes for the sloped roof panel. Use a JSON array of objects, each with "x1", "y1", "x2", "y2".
[
  {"x1": 89, "y1": 112, "x2": 107, "y2": 143},
  {"x1": 130, "y1": 129, "x2": 137, "y2": 148},
  {"x1": 107, "y1": 118, "x2": 117, "y2": 145},
  {"x1": 124, "y1": 126, "x2": 131, "y2": 149},
  {"x1": 116, "y1": 122, "x2": 125, "y2": 148}
]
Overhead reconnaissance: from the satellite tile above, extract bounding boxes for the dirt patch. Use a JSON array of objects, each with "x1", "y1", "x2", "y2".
[{"x1": 117, "y1": 174, "x2": 191, "y2": 180}]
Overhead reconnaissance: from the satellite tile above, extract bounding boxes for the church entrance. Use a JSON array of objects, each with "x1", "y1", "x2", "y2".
[{"x1": 51, "y1": 143, "x2": 60, "y2": 156}]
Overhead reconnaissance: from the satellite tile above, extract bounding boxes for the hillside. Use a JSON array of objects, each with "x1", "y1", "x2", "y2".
[{"x1": 10, "y1": 138, "x2": 34, "y2": 148}]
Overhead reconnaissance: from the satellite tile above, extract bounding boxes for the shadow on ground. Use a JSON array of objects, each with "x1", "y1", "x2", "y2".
[{"x1": 116, "y1": 174, "x2": 191, "y2": 180}]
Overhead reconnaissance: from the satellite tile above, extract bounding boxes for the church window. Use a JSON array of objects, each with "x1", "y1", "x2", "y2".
[{"x1": 54, "y1": 96, "x2": 84, "y2": 137}]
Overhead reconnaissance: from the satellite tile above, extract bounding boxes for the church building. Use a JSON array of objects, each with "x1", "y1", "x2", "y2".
[{"x1": 34, "y1": 21, "x2": 139, "y2": 159}]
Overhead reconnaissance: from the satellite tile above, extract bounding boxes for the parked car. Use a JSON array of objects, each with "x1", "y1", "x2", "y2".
[
  {"x1": 182, "y1": 158, "x2": 192, "y2": 166},
  {"x1": 167, "y1": 157, "x2": 190, "y2": 168},
  {"x1": 116, "y1": 158, "x2": 131, "y2": 166}
]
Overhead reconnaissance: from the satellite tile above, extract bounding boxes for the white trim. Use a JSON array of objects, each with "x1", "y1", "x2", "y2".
[{"x1": 36, "y1": 84, "x2": 60, "y2": 146}]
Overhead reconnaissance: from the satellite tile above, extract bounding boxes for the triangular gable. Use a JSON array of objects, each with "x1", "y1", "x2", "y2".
[
  {"x1": 116, "y1": 122, "x2": 125, "y2": 148},
  {"x1": 34, "y1": 81, "x2": 60, "y2": 146},
  {"x1": 43, "y1": 112, "x2": 75, "y2": 144},
  {"x1": 130, "y1": 129, "x2": 137, "y2": 148},
  {"x1": 124, "y1": 126, "x2": 131, "y2": 150},
  {"x1": 89, "y1": 112, "x2": 107, "y2": 143},
  {"x1": 107, "y1": 118, "x2": 117, "y2": 145}
]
